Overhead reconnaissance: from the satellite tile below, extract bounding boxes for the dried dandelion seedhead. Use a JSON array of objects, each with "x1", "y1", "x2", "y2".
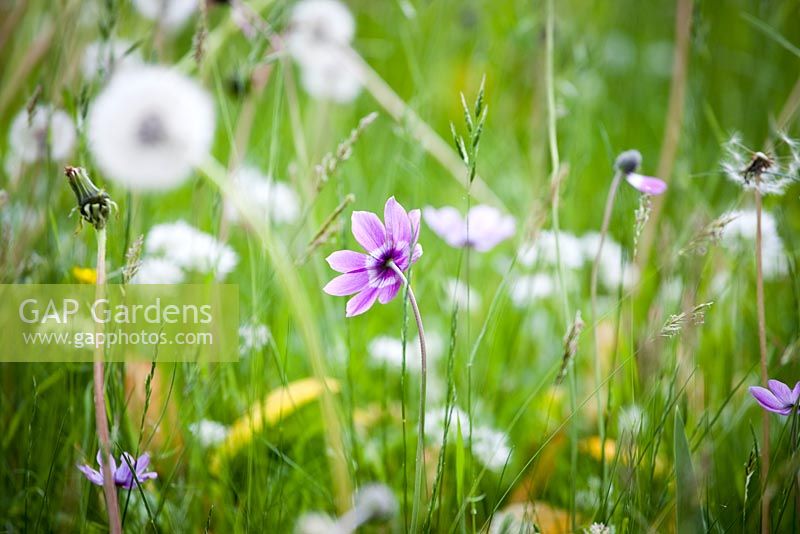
[
  {"x1": 721, "y1": 132, "x2": 800, "y2": 195},
  {"x1": 65, "y1": 166, "x2": 117, "y2": 230}
]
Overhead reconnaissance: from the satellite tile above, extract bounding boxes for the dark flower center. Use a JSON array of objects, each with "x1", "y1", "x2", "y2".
[{"x1": 137, "y1": 113, "x2": 167, "y2": 146}]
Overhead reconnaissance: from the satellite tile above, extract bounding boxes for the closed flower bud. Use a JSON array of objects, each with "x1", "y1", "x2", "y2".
[
  {"x1": 65, "y1": 166, "x2": 117, "y2": 230},
  {"x1": 614, "y1": 149, "x2": 642, "y2": 174}
]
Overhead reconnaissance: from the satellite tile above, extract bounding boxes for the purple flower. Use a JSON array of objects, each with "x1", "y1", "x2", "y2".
[
  {"x1": 78, "y1": 451, "x2": 158, "y2": 489},
  {"x1": 749, "y1": 379, "x2": 800, "y2": 416},
  {"x1": 422, "y1": 205, "x2": 515, "y2": 252},
  {"x1": 323, "y1": 197, "x2": 422, "y2": 317},
  {"x1": 615, "y1": 149, "x2": 667, "y2": 196}
]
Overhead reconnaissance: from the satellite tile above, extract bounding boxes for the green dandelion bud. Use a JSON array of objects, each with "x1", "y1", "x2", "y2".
[{"x1": 65, "y1": 166, "x2": 117, "y2": 230}]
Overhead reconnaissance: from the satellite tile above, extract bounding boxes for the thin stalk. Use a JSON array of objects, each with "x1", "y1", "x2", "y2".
[
  {"x1": 590, "y1": 171, "x2": 623, "y2": 513},
  {"x1": 387, "y1": 262, "x2": 427, "y2": 534},
  {"x1": 545, "y1": 0, "x2": 575, "y2": 527},
  {"x1": 754, "y1": 175, "x2": 770, "y2": 533},
  {"x1": 93, "y1": 228, "x2": 122, "y2": 534}
]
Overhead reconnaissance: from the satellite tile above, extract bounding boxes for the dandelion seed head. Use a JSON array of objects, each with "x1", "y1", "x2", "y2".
[
  {"x1": 144, "y1": 221, "x2": 238, "y2": 279},
  {"x1": 294, "y1": 512, "x2": 343, "y2": 534},
  {"x1": 189, "y1": 420, "x2": 229, "y2": 447},
  {"x1": 224, "y1": 165, "x2": 301, "y2": 225},
  {"x1": 587, "y1": 523, "x2": 614, "y2": 534},
  {"x1": 9, "y1": 105, "x2": 76, "y2": 163},
  {"x1": 131, "y1": 257, "x2": 186, "y2": 284},
  {"x1": 88, "y1": 65, "x2": 215, "y2": 191},
  {"x1": 471, "y1": 425, "x2": 512, "y2": 472},
  {"x1": 132, "y1": 0, "x2": 198, "y2": 29},
  {"x1": 518, "y1": 230, "x2": 584, "y2": 269},
  {"x1": 287, "y1": 0, "x2": 362, "y2": 102}
]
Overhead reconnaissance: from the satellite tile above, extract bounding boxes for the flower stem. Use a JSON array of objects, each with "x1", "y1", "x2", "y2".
[
  {"x1": 388, "y1": 262, "x2": 427, "y2": 533},
  {"x1": 590, "y1": 170, "x2": 622, "y2": 514},
  {"x1": 754, "y1": 175, "x2": 770, "y2": 533},
  {"x1": 93, "y1": 227, "x2": 122, "y2": 534}
]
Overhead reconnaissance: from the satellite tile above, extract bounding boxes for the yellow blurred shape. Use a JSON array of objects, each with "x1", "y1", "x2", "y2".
[
  {"x1": 580, "y1": 435, "x2": 666, "y2": 476},
  {"x1": 71, "y1": 266, "x2": 97, "y2": 284},
  {"x1": 211, "y1": 377, "x2": 339, "y2": 473}
]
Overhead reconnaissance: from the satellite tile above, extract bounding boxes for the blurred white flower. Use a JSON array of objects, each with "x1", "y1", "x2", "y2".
[
  {"x1": 425, "y1": 405, "x2": 469, "y2": 440},
  {"x1": 471, "y1": 425, "x2": 512, "y2": 472},
  {"x1": 132, "y1": 0, "x2": 198, "y2": 29},
  {"x1": 131, "y1": 257, "x2": 186, "y2": 284},
  {"x1": 239, "y1": 321, "x2": 271, "y2": 354},
  {"x1": 224, "y1": 165, "x2": 300, "y2": 225},
  {"x1": 295, "y1": 512, "x2": 343, "y2": 534},
  {"x1": 518, "y1": 230, "x2": 584, "y2": 269},
  {"x1": 582, "y1": 232, "x2": 639, "y2": 290},
  {"x1": 81, "y1": 39, "x2": 142, "y2": 79},
  {"x1": 188, "y1": 419, "x2": 229, "y2": 447},
  {"x1": 617, "y1": 404, "x2": 647, "y2": 437},
  {"x1": 145, "y1": 221, "x2": 238, "y2": 279},
  {"x1": 445, "y1": 277, "x2": 481, "y2": 311},
  {"x1": 368, "y1": 331, "x2": 443, "y2": 372},
  {"x1": 721, "y1": 133, "x2": 799, "y2": 196},
  {"x1": 88, "y1": 65, "x2": 215, "y2": 191},
  {"x1": 489, "y1": 508, "x2": 537, "y2": 534},
  {"x1": 509, "y1": 273, "x2": 556, "y2": 308},
  {"x1": 287, "y1": 0, "x2": 362, "y2": 102},
  {"x1": 721, "y1": 209, "x2": 789, "y2": 279},
  {"x1": 9, "y1": 105, "x2": 76, "y2": 163},
  {"x1": 586, "y1": 523, "x2": 614, "y2": 534}
]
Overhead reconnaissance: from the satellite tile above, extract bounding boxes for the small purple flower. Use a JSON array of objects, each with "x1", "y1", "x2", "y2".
[
  {"x1": 615, "y1": 149, "x2": 667, "y2": 196},
  {"x1": 323, "y1": 197, "x2": 422, "y2": 317},
  {"x1": 749, "y1": 379, "x2": 800, "y2": 416},
  {"x1": 78, "y1": 451, "x2": 158, "y2": 489},
  {"x1": 422, "y1": 205, "x2": 515, "y2": 252}
]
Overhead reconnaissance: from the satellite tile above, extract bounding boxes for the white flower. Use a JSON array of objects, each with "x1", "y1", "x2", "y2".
[
  {"x1": 425, "y1": 405, "x2": 469, "y2": 440},
  {"x1": 721, "y1": 133, "x2": 798, "y2": 196},
  {"x1": 188, "y1": 420, "x2": 229, "y2": 447},
  {"x1": 132, "y1": 0, "x2": 198, "y2": 29},
  {"x1": 618, "y1": 404, "x2": 647, "y2": 437},
  {"x1": 586, "y1": 523, "x2": 614, "y2": 534},
  {"x1": 287, "y1": 0, "x2": 355, "y2": 64},
  {"x1": 445, "y1": 278, "x2": 481, "y2": 311},
  {"x1": 471, "y1": 425, "x2": 512, "y2": 472},
  {"x1": 489, "y1": 509, "x2": 537, "y2": 534},
  {"x1": 145, "y1": 220, "x2": 238, "y2": 278},
  {"x1": 509, "y1": 274, "x2": 556, "y2": 308},
  {"x1": 240, "y1": 321, "x2": 271, "y2": 354},
  {"x1": 721, "y1": 209, "x2": 789, "y2": 279},
  {"x1": 295, "y1": 513, "x2": 344, "y2": 534},
  {"x1": 224, "y1": 166, "x2": 300, "y2": 225},
  {"x1": 81, "y1": 39, "x2": 142, "y2": 79},
  {"x1": 88, "y1": 65, "x2": 215, "y2": 191},
  {"x1": 518, "y1": 230, "x2": 584, "y2": 269},
  {"x1": 131, "y1": 257, "x2": 186, "y2": 284},
  {"x1": 9, "y1": 105, "x2": 76, "y2": 163},
  {"x1": 287, "y1": 0, "x2": 362, "y2": 102},
  {"x1": 368, "y1": 331, "x2": 443, "y2": 372},
  {"x1": 581, "y1": 232, "x2": 639, "y2": 290}
]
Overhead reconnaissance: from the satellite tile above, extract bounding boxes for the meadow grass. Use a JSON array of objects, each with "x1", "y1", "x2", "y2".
[{"x1": 1, "y1": 0, "x2": 800, "y2": 532}]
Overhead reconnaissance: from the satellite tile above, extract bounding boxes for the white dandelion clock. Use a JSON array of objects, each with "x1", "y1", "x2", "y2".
[
  {"x1": 188, "y1": 420, "x2": 229, "y2": 447},
  {"x1": 287, "y1": 0, "x2": 355, "y2": 65},
  {"x1": 445, "y1": 277, "x2": 482, "y2": 311},
  {"x1": 9, "y1": 105, "x2": 76, "y2": 163},
  {"x1": 286, "y1": 0, "x2": 362, "y2": 103},
  {"x1": 471, "y1": 425, "x2": 512, "y2": 472},
  {"x1": 81, "y1": 39, "x2": 142, "y2": 79},
  {"x1": 224, "y1": 166, "x2": 301, "y2": 225},
  {"x1": 368, "y1": 331, "x2": 443, "y2": 373},
  {"x1": 132, "y1": 0, "x2": 198, "y2": 29},
  {"x1": 517, "y1": 230, "x2": 584, "y2": 269},
  {"x1": 239, "y1": 321, "x2": 271, "y2": 355},
  {"x1": 131, "y1": 257, "x2": 185, "y2": 284},
  {"x1": 87, "y1": 65, "x2": 215, "y2": 191},
  {"x1": 298, "y1": 48, "x2": 362, "y2": 103},
  {"x1": 145, "y1": 220, "x2": 238, "y2": 279},
  {"x1": 509, "y1": 274, "x2": 556, "y2": 308}
]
